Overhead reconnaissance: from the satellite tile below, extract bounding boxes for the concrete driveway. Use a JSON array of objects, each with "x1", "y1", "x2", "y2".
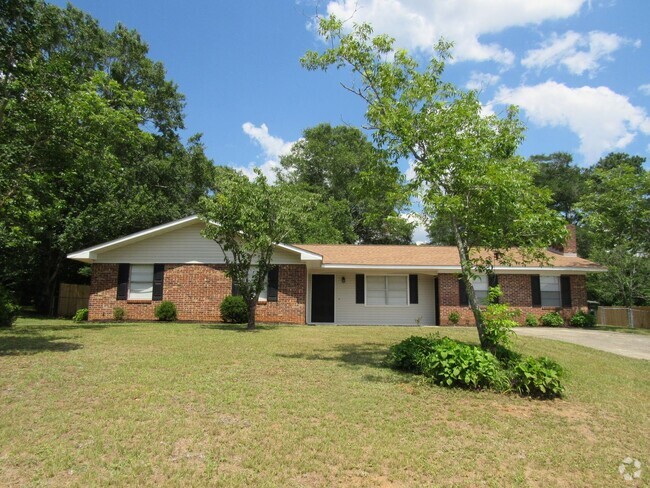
[{"x1": 514, "y1": 327, "x2": 650, "y2": 360}]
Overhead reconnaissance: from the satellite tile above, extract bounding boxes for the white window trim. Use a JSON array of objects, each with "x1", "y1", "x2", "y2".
[
  {"x1": 128, "y1": 264, "x2": 154, "y2": 301},
  {"x1": 540, "y1": 275, "x2": 562, "y2": 308},
  {"x1": 364, "y1": 274, "x2": 410, "y2": 308}
]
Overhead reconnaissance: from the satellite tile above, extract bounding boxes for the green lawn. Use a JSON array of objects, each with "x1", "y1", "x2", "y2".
[{"x1": 1, "y1": 318, "x2": 648, "y2": 487}]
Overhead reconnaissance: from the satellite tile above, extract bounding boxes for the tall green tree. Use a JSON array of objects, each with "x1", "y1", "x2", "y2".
[
  {"x1": 578, "y1": 154, "x2": 649, "y2": 306},
  {"x1": 530, "y1": 152, "x2": 585, "y2": 223},
  {"x1": 279, "y1": 123, "x2": 413, "y2": 244},
  {"x1": 199, "y1": 169, "x2": 315, "y2": 329},
  {"x1": 0, "y1": 0, "x2": 214, "y2": 313},
  {"x1": 302, "y1": 17, "x2": 565, "y2": 350}
]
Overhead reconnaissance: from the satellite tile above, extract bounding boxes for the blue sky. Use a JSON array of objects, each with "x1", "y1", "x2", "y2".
[{"x1": 50, "y1": 0, "x2": 650, "y2": 177}]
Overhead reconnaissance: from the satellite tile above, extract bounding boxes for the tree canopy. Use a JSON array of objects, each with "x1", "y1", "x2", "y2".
[
  {"x1": 302, "y1": 17, "x2": 566, "y2": 349},
  {"x1": 0, "y1": 0, "x2": 214, "y2": 313},
  {"x1": 199, "y1": 168, "x2": 315, "y2": 329},
  {"x1": 279, "y1": 123, "x2": 412, "y2": 244}
]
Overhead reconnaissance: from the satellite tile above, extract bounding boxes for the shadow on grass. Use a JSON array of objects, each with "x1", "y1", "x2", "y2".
[
  {"x1": 0, "y1": 334, "x2": 82, "y2": 356},
  {"x1": 277, "y1": 342, "x2": 389, "y2": 369},
  {"x1": 201, "y1": 323, "x2": 279, "y2": 333}
]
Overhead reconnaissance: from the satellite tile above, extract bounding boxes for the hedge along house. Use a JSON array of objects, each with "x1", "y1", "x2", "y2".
[{"x1": 68, "y1": 216, "x2": 605, "y2": 325}]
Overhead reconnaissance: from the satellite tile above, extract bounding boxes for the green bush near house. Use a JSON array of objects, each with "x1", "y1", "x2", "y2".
[
  {"x1": 154, "y1": 301, "x2": 177, "y2": 322},
  {"x1": 525, "y1": 314, "x2": 539, "y2": 327},
  {"x1": 447, "y1": 311, "x2": 460, "y2": 325},
  {"x1": 570, "y1": 311, "x2": 596, "y2": 328},
  {"x1": 540, "y1": 312, "x2": 564, "y2": 327},
  {"x1": 385, "y1": 335, "x2": 439, "y2": 372},
  {"x1": 0, "y1": 287, "x2": 20, "y2": 327},
  {"x1": 220, "y1": 295, "x2": 248, "y2": 324},
  {"x1": 113, "y1": 307, "x2": 126, "y2": 321},
  {"x1": 72, "y1": 308, "x2": 88, "y2": 322}
]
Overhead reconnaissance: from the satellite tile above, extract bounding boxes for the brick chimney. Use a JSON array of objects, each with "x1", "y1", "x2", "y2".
[{"x1": 551, "y1": 224, "x2": 577, "y2": 256}]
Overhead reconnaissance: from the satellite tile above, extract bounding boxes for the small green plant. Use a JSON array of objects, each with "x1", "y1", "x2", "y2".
[
  {"x1": 154, "y1": 301, "x2": 177, "y2": 321},
  {"x1": 385, "y1": 334, "x2": 439, "y2": 372},
  {"x1": 510, "y1": 356, "x2": 564, "y2": 399},
  {"x1": 540, "y1": 312, "x2": 564, "y2": 327},
  {"x1": 481, "y1": 286, "x2": 519, "y2": 351},
  {"x1": 570, "y1": 311, "x2": 596, "y2": 328},
  {"x1": 220, "y1": 295, "x2": 248, "y2": 323},
  {"x1": 0, "y1": 287, "x2": 20, "y2": 327},
  {"x1": 417, "y1": 337, "x2": 509, "y2": 391},
  {"x1": 113, "y1": 307, "x2": 126, "y2": 321},
  {"x1": 448, "y1": 311, "x2": 460, "y2": 325},
  {"x1": 72, "y1": 308, "x2": 88, "y2": 322},
  {"x1": 525, "y1": 313, "x2": 539, "y2": 327}
]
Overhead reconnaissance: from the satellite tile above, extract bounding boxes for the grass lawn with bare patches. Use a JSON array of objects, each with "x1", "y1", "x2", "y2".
[{"x1": 1, "y1": 318, "x2": 648, "y2": 487}]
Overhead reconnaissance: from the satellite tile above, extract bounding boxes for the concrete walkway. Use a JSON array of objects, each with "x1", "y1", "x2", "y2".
[{"x1": 514, "y1": 327, "x2": 650, "y2": 360}]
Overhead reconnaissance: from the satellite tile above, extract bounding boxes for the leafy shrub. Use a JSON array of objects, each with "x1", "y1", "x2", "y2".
[
  {"x1": 510, "y1": 356, "x2": 564, "y2": 399},
  {"x1": 72, "y1": 308, "x2": 88, "y2": 322},
  {"x1": 154, "y1": 301, "x2": 177, "y2": 321},
  {"x1": 570, "y1": 311, "x2": 596, "y2": 328},
  {"x1": 113, "y1": 307, "x2": 125, "y2": 321},
  {"x1": 418, "y1": 337, "x2": 509, "y2": 391},
  {"x1": 0, "y1": 287, "x2": 19, "y2": 327},
  {"x1": 220, "y1": 295, "x2": 248, "y2": 323},
  {"x1": 447, "y1": 311, "x2": 460, "y2": 325},
  {"x1": 524, "y1": 313, "x2": 539, "y2": 327},
  {"x1": 481, "y1": 286, "x2": 519, "y2": 350},
  {"x1": 540, "y1": 312, "x2": 564, "y2": 327},
  {"x1": 385, "y1": 335, "x2": 439, "y2": 372}
]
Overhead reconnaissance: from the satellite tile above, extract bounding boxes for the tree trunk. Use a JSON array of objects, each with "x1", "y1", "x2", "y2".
[
  {"x1": 451, "y1": 219, "x2": 489, "y2": 350},
  {"x1": 247, "y1": 300, "x2": 257, "y2": 330}
]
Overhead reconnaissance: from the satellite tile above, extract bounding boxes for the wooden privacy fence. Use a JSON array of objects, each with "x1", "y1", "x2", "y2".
[
  {"x1": 57, "y1": 283, "x2": 90, "y2": 317},
  {"x1": 598, "y1": 306, "x2": 650, "y2": 329}
]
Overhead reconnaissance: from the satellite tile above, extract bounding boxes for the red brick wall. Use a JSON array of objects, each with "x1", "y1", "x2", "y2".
[
  {"x1": 438, "y1": 273, "x2": 588, "y2": 326},
  {"x1": 88, "y1": 263, "x2": 306, "y2": 324}
]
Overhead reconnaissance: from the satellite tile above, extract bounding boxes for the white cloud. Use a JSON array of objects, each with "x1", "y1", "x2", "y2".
[
  {"x1": 322, "y1": 0, "x2": 586, "y2": 65},
  {"x1": 492, "y1": 81, "x2": 650, "y2": 163},
  {"x1": 402, "y1": 212, "x2": 428, "y2": 245},
  {"x1": 522, "y1": 30, "x2": 638, "y2": 76},
  {"x1": 639, "y1": 84, "x2": 650, "y2": 96},
  {"x1": 233, "y1": 123, "x2": 296, "y2": 182},
  {"x1": 404, "y1": 159, "x2": 416, "y2": 181},
  {"x1": 466, "y1": 71, "x2": 500, "y2": 91}
]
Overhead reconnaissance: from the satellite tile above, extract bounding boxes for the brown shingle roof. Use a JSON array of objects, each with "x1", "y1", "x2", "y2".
[{"x1": 293, "y1": 244, "x2": 603, "y2": 269}]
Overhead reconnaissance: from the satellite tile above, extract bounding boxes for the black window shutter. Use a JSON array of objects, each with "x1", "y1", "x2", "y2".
[
  {"x1": 117, "y1": 263, "x2": 130, "y2": 300},
  {"x1": 409, "y1": 274, "x2": 418, "y2": 304},
  {"x1": 231, "y1": 279, "x2": 239, "y2": 296},
  {"x1": 267, "y1": 266, "x2": 279, "y2": 302},
  {"x1": 560, "y1": 275, "x2": 572, "y2": 308},
  {"x1": 531, "y1": 275, "x2": 541, "y2": 307},
  {"x1": 355, "y1": 274, "x2": 365, "y2": 304},
  {"x1": 459, "y1": 279, "x2": 468, "y2": 306},
  {"x1": 152, "y1": 264, "x2": 164, "y2": 301},
  {"x1": 488, "y1": 274, "x2": 499, "y2": 303}
]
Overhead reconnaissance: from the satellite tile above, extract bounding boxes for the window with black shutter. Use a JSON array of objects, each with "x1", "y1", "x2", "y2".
[
  {"x1": 152, "y1": 264, "x2": 164, "y2": 301},
  {"x1": 409, "y1": 274, "x2": 418, "y2": 304},
  {"x1": 267, "y1": 266, "x2": 279, "y2": 302},
  {"x1": 560, "y1": 275, "x2": 572, "y2": 308},
  {"x1": 531, "y1": 275, "x2": 541, "y2": 307},
  {"x1": 459, "y1": 279, "x2": 468, "y2": 306},
  {"x1": 355, "y1": 274, "x2": 365, "y2": 304},
  {"x1": 117, "y1": 263, "x2": 130, "y2": 300}
]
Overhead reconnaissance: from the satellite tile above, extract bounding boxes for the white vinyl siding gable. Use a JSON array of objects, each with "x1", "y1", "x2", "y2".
[{"x1": 95, "y1": 223, "x2": 302, "y2": 265}]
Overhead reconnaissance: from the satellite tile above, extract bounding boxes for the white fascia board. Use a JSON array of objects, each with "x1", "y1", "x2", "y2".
[
  {"x1": 319, "y1": 264, "x2": 605, "y2": 273},
  {"x1": 67, "y1": 215, "x2": 201, "y2": 262},
  {"x1": 276, "y1": 243, "x2": 323, "y2": 261}
]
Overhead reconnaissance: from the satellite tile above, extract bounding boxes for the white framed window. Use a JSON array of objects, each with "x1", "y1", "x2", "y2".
[
  {"x1": 472, "y1": 275, "x2": 489, "y2": 305},
  {"x1": 540, "y1": 276, "x2": 561, "y2": 307},
  {"x1": 366, "y1": 275, "x2": 408, "y2": 306},
  {"x1": 129, "y1": 264, "x2": 154, "y2": 300}
]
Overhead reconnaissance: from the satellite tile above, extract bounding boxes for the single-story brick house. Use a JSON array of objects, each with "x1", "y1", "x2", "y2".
[{"x1": 68, "y1": 216, "x2": 605, "y2": 325}]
